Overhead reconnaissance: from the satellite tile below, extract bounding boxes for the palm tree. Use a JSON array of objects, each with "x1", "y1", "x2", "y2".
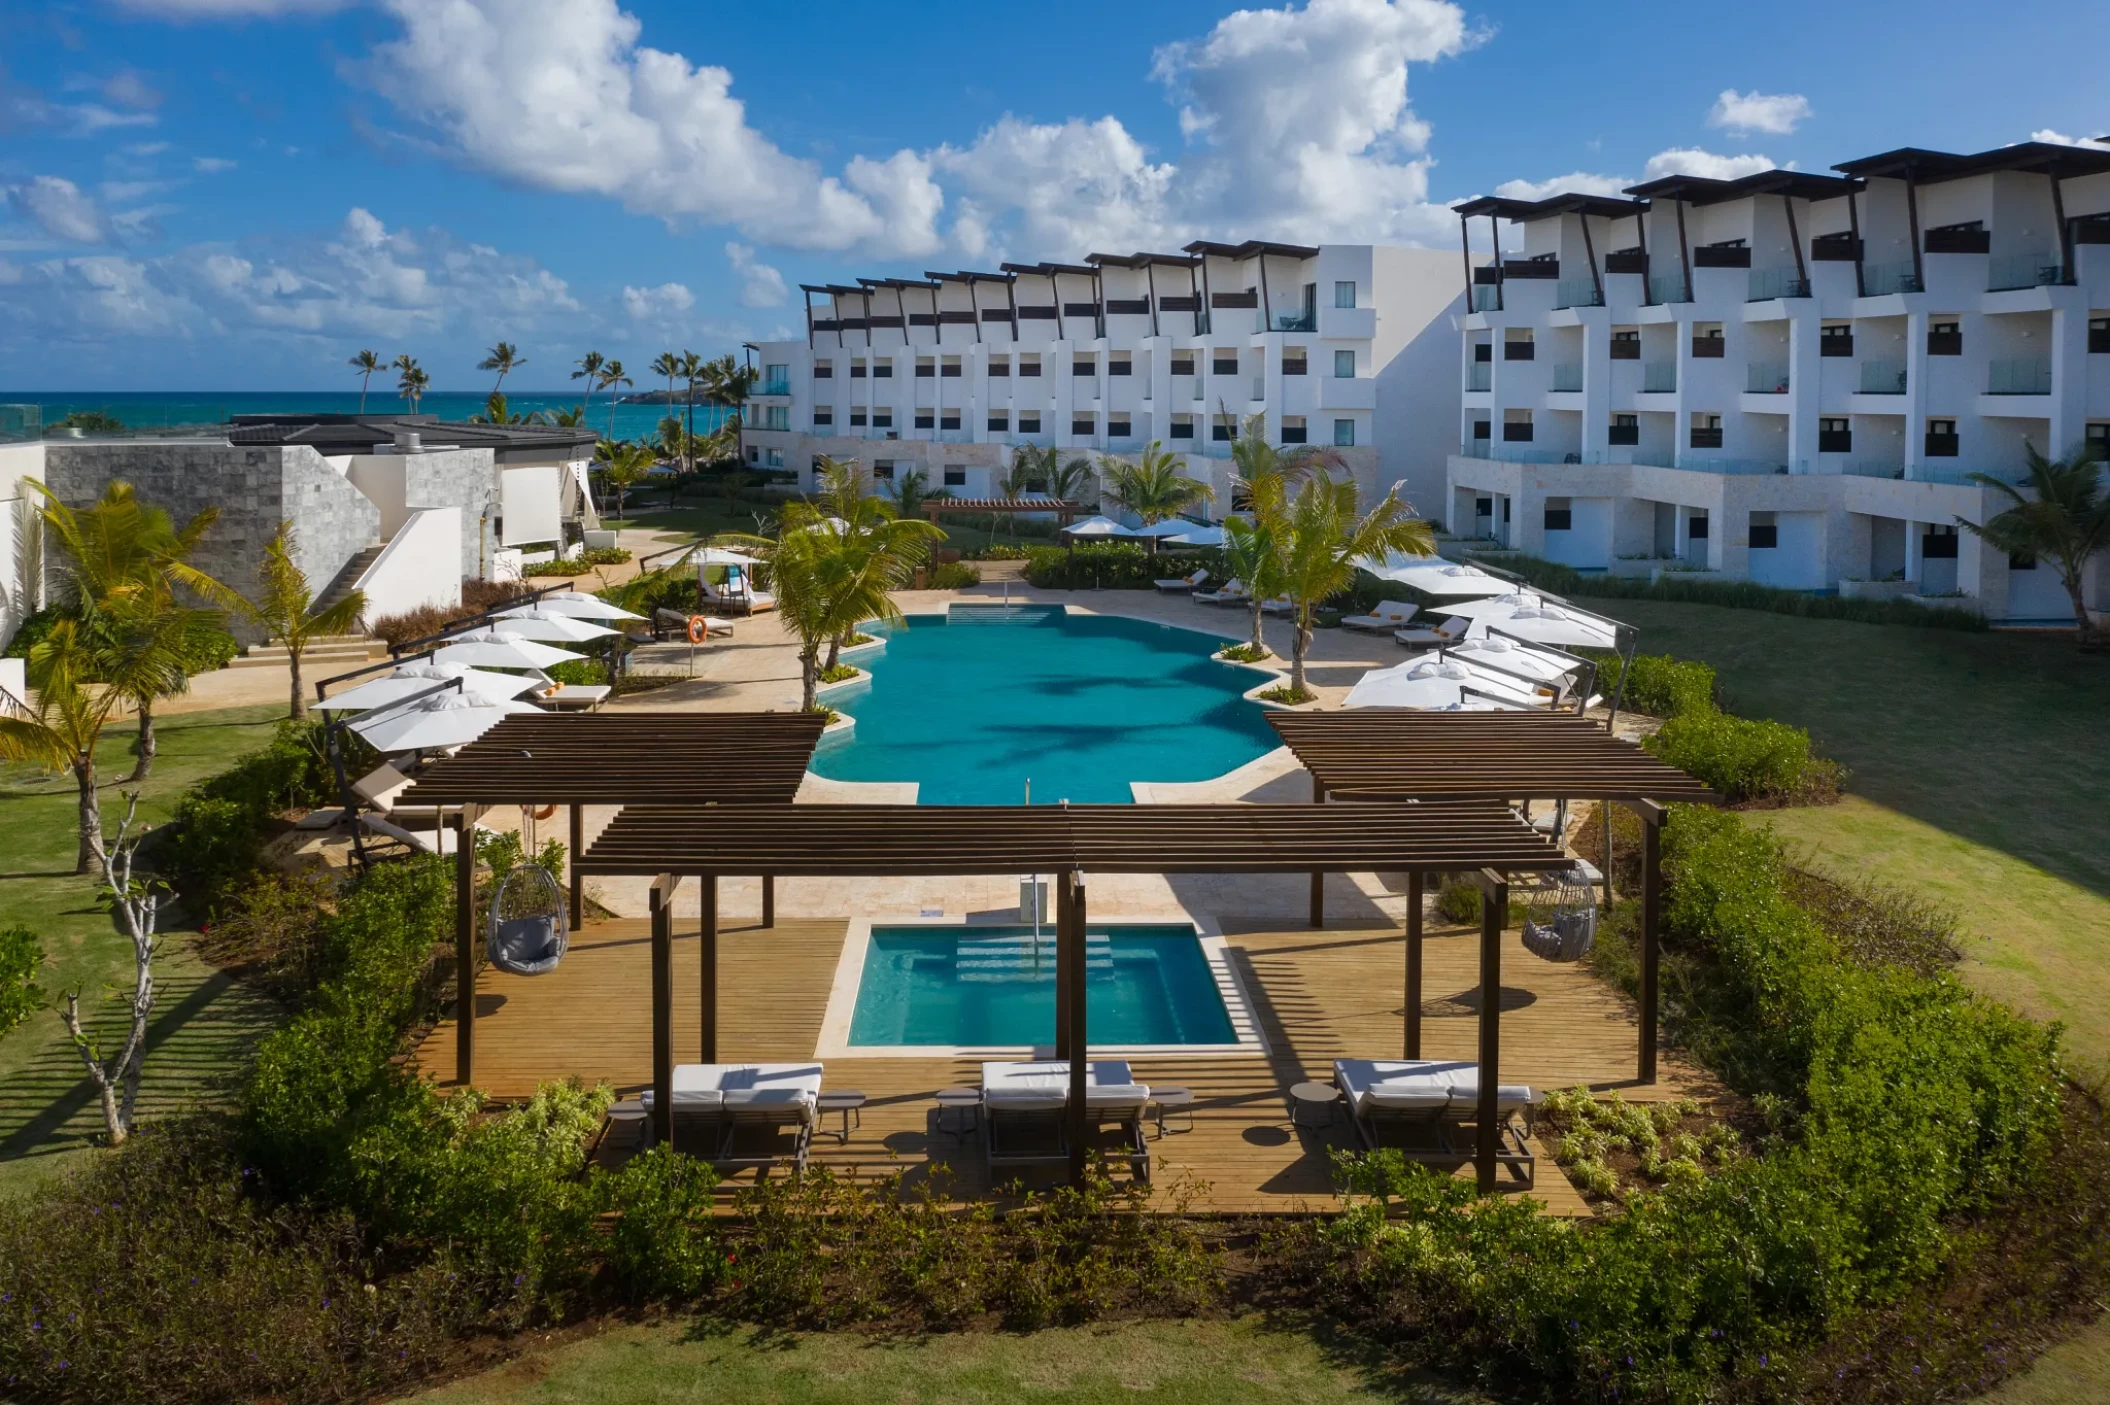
[
  {"x1": 650, "y1": 350, "x2": 681, "y2": 415},
  {"x1": 1961, "y1": 443, "x2": 2110, "y2": 648},
  {"x1": 1001, "y1": 444, "x2": 1093, "y2": 543},
  {"x1": 572, "y1": 350, "x2": 606, "y2": 428},
  {"x1": 595, "y1": 440, "x2": 656, "y2": 521},
  {"x1": 1221, "y1": 513, "x2": 1285, "y2": 655},
  {"x1": 1221, "y1": 413, "x2": 1344, "y2": 651},
  {"x1": 533, "y1": 404, "x2": 588, "y2": 428},
  {"x1": 0, "y1": 618, "x2": 187, "y2": 876},
  {"x1": 886, "y1": 466, "x2": 935, "y2": 522},
  {"x1": 393, "y1": 354, "x2": 428, "y2": 413},
  {"x1": 679, "y1": 350, "x2": 706, "y2": 476},
  {"x1": 1274, "y1": 476, "x2": 1436, "y2": 695},
  {"x1": 596, "y1": 359, "x2": 633, "y2": 441},
  {"x1": 348, "y1": 350, "x2": 383, "y2": 412},
  {"x1": 1102, "y1": 442, "x2": 1214, "y2": 551},
  {"x1": 32, "y1": 481, "x2": 240, "y2": 780},
  {"x1": 478, "y1": 341, "x2": 526, "y2": 393},
  {"x1": 236, "y1": 523, "x2": 367, "y2": 720},
  {"x1": 699, "y1": 354, "x2": 759, "y2": 474}
]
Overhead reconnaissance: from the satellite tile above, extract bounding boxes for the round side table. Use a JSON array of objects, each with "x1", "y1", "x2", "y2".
[
  {"x1": 1289, "y1": 1081, "x2": 1342, "y2": 1131},
  {"x1": 934, "y1": 1087, "x2": 981, "y2": 1140}
]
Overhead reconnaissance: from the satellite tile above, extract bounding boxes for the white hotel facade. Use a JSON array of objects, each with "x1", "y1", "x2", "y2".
[
  {"x1": 742, "y1": 241, "x2": 1466, "y2": 520},
  {"x1": 1447, "y1": 141, "x2": 2110, "y2": 622}
]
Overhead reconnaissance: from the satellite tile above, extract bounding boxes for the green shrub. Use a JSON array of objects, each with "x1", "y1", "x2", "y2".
[
  {"x1": 604, "y1": 1144, "x2": 725, "y2": 1302},
  {"x1": 1591, "y1": 651, "x2": 1718, "y2": 718},
  {"x1": 0, "y1": 923, "x2": 44, "y2": 1036},
  {"x1": 1647, "y1": 708, "x2": 1845, "y2": 804},
  {"x1": 195, "y1": 870, "x2": 338, "y2": 1000},
  {"x1": 161, "y1": 719, "x2": 365, "y2": 909},
  {"x1": 1023, "y1": 543, "x2": 1224, "y2": 589},
  {"x1": 963, "y1": 544, "x2": 1032, "y2": 560},
  {"x1": 1216, "y1": 642, "x2": 1269, "y2": 663},
  {"x1": 5, "y1": 604, "x2": 236, "y2": 673},
  {"x1": 545, "y1": 658, "x2": 609, "y2": 687},
  {"x1": 924, "y1": 561, "x2": 981, "y2": 589},
  {"x1": 816, "y1": 662, "x2": 859, "y2": 684},
  {"x1": 1257, "y1": 684, "x2": 1314, "y2": 705},
  {"x1": 1436, "y1": 878, "x2": 1481, "y2": 923}
]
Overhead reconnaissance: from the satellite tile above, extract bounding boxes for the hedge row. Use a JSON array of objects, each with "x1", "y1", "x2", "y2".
[
  {"x1": 162, "y1": 719, "x2": 369, "y2": 912},
  {"x1": 1022, "y1": 543, "x2": 1224, "y2": 589},
  {"x1": 1583, "y1": 650, "x2": 1843, "y2": 805}
]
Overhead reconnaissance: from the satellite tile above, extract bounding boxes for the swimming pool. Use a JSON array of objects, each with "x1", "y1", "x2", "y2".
[
  {"x1": 843, "y1": 924, "x2": 1241, "y2": 1050},
  {"x1": 806, "y1": 606, "x2": 1277, "y2": 804}
]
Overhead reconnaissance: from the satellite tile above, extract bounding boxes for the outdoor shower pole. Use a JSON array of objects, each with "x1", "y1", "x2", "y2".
[
  {"x1": 1066, "y1": 871, "x2": 1090, "y2": 1189},
  {"x1": 1476, "y1": 868, "x2": 1507, "y2": 1194}
]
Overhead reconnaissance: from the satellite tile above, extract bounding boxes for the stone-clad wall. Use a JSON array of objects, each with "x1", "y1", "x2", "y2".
[{"x1": 403, "y1": 448, "x2": 500, "y2": 581}]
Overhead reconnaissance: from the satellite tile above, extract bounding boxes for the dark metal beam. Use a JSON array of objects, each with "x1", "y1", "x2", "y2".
[
  {"x1": 700, "y1": 874, "x2": 718, "y2": 1063},
  {"x1": 1066, "y1": 871, "x2": 1089, "y2": 1187},
  {"x1": 1638, "y1": 811, "x2": 1662, "y2": 1084},
  {"x1": 1404, "y1": 869, "x2": 1424, "y2": 1059},
  {"x1": 454, "y1": 801, "x2": 478, "y2": 1085},
  {"x1": 1476, "y1": 868, "x2": 1507, "y2": 1193},
  {"x1": 568, "y1": 804, "x2": 584, "y2": 928},
  {"x1": 649, "y1": 874, "x2": 675, "y2": 1147}
]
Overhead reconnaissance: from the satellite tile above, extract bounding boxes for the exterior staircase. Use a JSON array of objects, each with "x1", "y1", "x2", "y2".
[
  {"x1": 317, "y1": 542, "x2": 385, "y2": 616},
  {"x1": 230, "y1": 633, "x2": 390, "y2": 671}
]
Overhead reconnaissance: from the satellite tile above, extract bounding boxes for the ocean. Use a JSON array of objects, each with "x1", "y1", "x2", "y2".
[{"x1": 0, "y1": 391, "x2": 731, "y2": 445}]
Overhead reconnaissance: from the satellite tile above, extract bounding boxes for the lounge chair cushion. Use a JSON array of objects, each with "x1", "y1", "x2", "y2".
[
  {"x1": 982, "y1": 1060, "x2": 1147, "y2": 1110},
  {"x1": 645, "y1": 1062, "x2": 823, "y2": 1116},
  {"x1": 1334, "y1": 1059, "x2": 1532, "y2": 1116}
]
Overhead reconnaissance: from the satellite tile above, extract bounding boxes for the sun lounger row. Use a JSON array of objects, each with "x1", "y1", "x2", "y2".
[
  {"x1": 1333, "y1": 1059, "x2": 1537, "y2": 1189},
  {"x1": 983, "y1": 1060, "x2": 1152, "y2": 1184},
  {"x1": 640, "y1": 1062, "x2": 824, "y2": 1172}
]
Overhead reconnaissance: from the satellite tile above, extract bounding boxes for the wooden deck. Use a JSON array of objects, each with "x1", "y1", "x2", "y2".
[{"x1": 412, "y1": 916, "x2": 1712, "y2": 1218}]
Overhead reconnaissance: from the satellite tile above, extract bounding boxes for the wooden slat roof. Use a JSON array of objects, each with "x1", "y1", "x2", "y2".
[
  {"x1": 396, "y1": 712, "x2": 824, "y2": 806},
  {"x1": 573, "y1": 803, "x2": 1569, "y2": 877},
  {"x1": 1269, "y1": 711, "x2": 1719, "y2": 805}
]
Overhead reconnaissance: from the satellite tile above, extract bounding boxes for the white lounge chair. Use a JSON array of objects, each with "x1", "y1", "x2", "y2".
[
  {"x1": 1194, "y1": 578, "x2": 1248, "y2": 605},
  {"x1": 1258, "y1": 594, "x2": 1296, "y2": 616},
  {"x1": 641, "y1": 1062, "x2": 823, "y2": 1173},
  {"x1": 351, "y1": 760, "x2": 460, "y2": 824},
  {"x1": 358, "y1": 813, "x2": 495, "y2": 857},
  {"x1": 702, "y1": 568, "x2": 776, "y2": 615},
  {"x1": 1333, "y1": 1059, "x2": 1535, "y2": 1188},
  {"x1": 981, "y1": 1060, "x2": 1152, "y2": 1183},
  {"x1": 1395, "y1": 616, "x2": 1471, "y2": 649},
  {"x1": 1154, "y1": 567, "x2": 1210, "y2": 594},
  {"x1": 1342, "y1": 600, "x2": 1420, "y2": 633}
]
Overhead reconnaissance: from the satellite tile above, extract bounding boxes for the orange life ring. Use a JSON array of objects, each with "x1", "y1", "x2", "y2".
[
  {"x1": 532, "y1": 805, "x2": 557, "y2": 822},
  {"x1": 686, "y1": 614, "x2": 709, "y2": 644}
]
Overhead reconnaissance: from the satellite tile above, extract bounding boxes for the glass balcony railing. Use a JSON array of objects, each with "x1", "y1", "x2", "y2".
[
  {"x1": 1466, "y1": 364, "x2": 1491, "y2": 392},
  {"x1": 1554, "y1": 278, "x2": 1602, "y2": 308},
  {"x1": 1673, "y1": 456, "x2": 1792, "y2": 475},
  {"x1": 1861, "y1": 260, "x2": 1921, "y2": 296},
  {"x1": 1858, "y1": 359, "x2": 1907, "y2": 394},
  {"x1": 1647, "y1": 272, "x2": 1690, "y2": 304},
  {"x1": 1746, "y1": 361, "x2": 1789, "y2": 394},
  {"x1": 1987, "y1": 357, "x2": 2051, "y2": 394},
  {"x1": 1641, "y1": 361, "x2": 1677, "y2": 393},
  {"x1": 1550, "y1": 364, "x2": 1583, "y2": 392},
  {"x1": 1747, "y1": 267, "x2": 1811, "y2": 301},
  {"x1": 759, "y1": 380, "x2": 792, "y2": 396},
  {"x1": 1273, "y1": 313, "x2": 1317, "y2": 332},
  {"x1": 1840, "y1": 460, "x2": 1906, "y2": 479},
  {"x1": 808, "y1": 424, "x2": 835, "y2": 437},
  {"x1": 1471, "y1": 287, "x2": 1500, "y2": 312},
  {"x1": 1455, "y1": 444, "x2": 1606, "y2": 465},
  {"x1": 1250, "y1": 377, "x2": 1267, "y2": 402},
  {"x1": 1986, "y1": 253, "x2": 2064, "y2": 292}
]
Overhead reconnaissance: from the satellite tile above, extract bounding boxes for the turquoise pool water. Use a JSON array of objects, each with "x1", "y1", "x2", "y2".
[
  {"x1": 807, "y1": 606, "x2": 1276, "y2": 804},
  {"x1": 847, "y1": 925, "x2": 1237, "y2": 1048}
]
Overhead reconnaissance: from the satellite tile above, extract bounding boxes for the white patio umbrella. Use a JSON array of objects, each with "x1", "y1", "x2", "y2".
[
  {"x1": 1062, "y1": 515, "x2": 1136, "y2": 538},
  {"x1": 506, "y1": 594, "x2": 646, "y2": 622},
  {"x1": 684, "y1": 546, "x2": 762, "y2": 567},
  {"x1": 348, "y1": 691, "x2": 543, "y2": 754},
  {"x1": 1156, "y1": 523, "x2": 1226, "y2": 547},
  {"x1": 1357, "y1": 556, "x2": 1516, "y2": 598},
  {"x1": 1442, "y1": 635, "x2": 1582, "y2": 685},
  {"x1": 1481, "y1": 604, "x2": 1620, "y2": 651},
  {"x1": 1344, "y1": 657, "x2": 1545, "y2": 711},
  {"x1": 318, "y1": 662, "x2": 537, "y2": 713},
  {"x1": 432, "y1": 629, "x2": 585, "y2": 672},
  {"x1": 479, "y1": 612, "x2": 617, "y2": 643},
  {"x1": 1444, "y1": 590, "x2": 1554, "y2": 621}
]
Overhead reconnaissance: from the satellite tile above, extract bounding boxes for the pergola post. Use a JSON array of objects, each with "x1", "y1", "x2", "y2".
[
  {"x1": 1636, "y1": 804, "x2": 1663, "y2": 1084},
  {"x1": 1309, "y1": 774, "x2": 1325, "y2": 928},
  {"x1": 761, "y1": 874, "x2": 775, "y2": 929},
  {"x1": 1404, "y1": 869, "x2": 1424, "y2": 1058},
  {"x1": 454, "y1": 802, "x2": 479, "y2": 1085},
  {"x1": 649, "y1": 874, "x2": 677, "y2": 1147},
  {"x1": 1053, "y1": 874, "x2": 1073, "y2": 1059},
  {"x1": 700, "y1": 874, "x2": 719, "y2": 1063},
  {"x1": 1065, "y1": 871, "x2": 1089, "y2": 1188},
  {"x1": 568, "y1": 804, "x2": 584, "y2": 928},
  {"x1": 1476, "y1": 868, "x2": 1507, "y2": 1194}
]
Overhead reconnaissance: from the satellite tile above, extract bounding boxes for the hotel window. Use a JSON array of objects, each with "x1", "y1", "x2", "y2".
[
  {"x1": 764, "y1": 362, "x2": 789, "y2": 386},
  {"x1": 1928, "y1": 321, "x2": 1962, "y2": 356},
  {"x1": 1609, "y1": 330, "x2": 1640, "y2": 361},
  {"x1": 1544, "y1": 498, "x2": 1573, "y2": 532},
  {"x1": 812, "y1": 360, "x2": 833, "y2": 378},
  {"x1": 2090, "y1": 317, "x2": 2110, "y2": 354},
  {"x1": 1925, "y1": 418, "x2": 1959, "y2": 456},
  {"x1": 1333, "y1": 349, "x2": 1356, "y2": 378},
  {"x1": 1212, "y1": 352, "x2": 1240, "y2": 375},
  {"x1": 849, "y1": 409, "x2": 867, "y2": 428},
  {"x1": 1474, "y1": 341, "x2": 1494, "y2": 362},
  {"x1": 987, "y1": 411, "x2": 1009, "y2": 432},
  {"x1": 1922, "y1": 523, "x2": 1958, "y2": 559},
  {"x1": 941, "y1": 355, "x2": 962, "y2": 378},
  {"x1": 916, "y1": 357, "x2": 935, "y2": 378},
  {"x1": 872, "y1": 407, "x2": 893, "y2": 428},
  {"x1": 1019, "y1": 354, "x2": 1041, "y2": 377},
  {"x1": 1471, "y1": 419, "x2": 1490, "y2": 439},
  {"x1": 2009, "y1": 550, "x2": 2037, "y2": 571},
  {"x1": 1073, "y1": 356, "x2": 1097, "y2": 376},
  {"x1": 1819, "y1": 417, "x2": 1852, "y2": 453},
  {"x1": 914, "y1": 410, "x2": 934, "y2": 430},
  {"x1": 1333, "y1": 418, "x2": 1356, "y2": 447},
  {"x1": 988, "y1": 355, "x2": 1010, "y2": 377},
  {"x1": 1018, "y1": 411, "x2": 1041, "y2": 433},
  {"x1": 2089, "y1": 423, "x2": 2110, "y2": 458},
  {"x1": 1690, "y1": 413, "x2": 1723, "y2": 449},
  {"x1": 1171, "y1": 352, "x2": 1196, "y2": 376},
  {"x1": 872, "y1": 460, "x2": 894, "y2": 481},
  {"x1": 940, "y1": 411, "x2": 960, "y2": 431},
  {"x1": 1501, "y1": 411, "x2": 1533, "y2": 443},
  {"x1": 873, "y1": 360, "x2": 893, "y2": 378},
  {"x1": 1688, "y1": 513, "x2": 1709, "y2": 540},
  {"x1": 850, "y1": 359, "x2": 867, "y2": 379},
  {"x1": 1281, "y1": 415, "x2": 1307, "y2": 444},
  {"x1": 812, "y1": 408, "x2": 833, "y2": 426},
  {"x1": 1749, "y1": 511, "x2": 1778, "y2": 550},
  {"x1": 1071, "y1": 413, "x2": 1096, "y2": 436},
  {"x1": 1820, "y1": 323, "x2": 1854, "y2": 357},
  {"x1": 1503, "y1": 330, "x2": 1534, "y2": 361},
  {"x1": 1109, "y1": 353, "x2": 1131, "y2": 376},
  {"x1": 1212, "y1": 415, "x2": 1236, "y2": 441},
  {"x1": 1170, "y1": 413, "x2": 1195, "y2": 439},
  {"x1": 944, "y1": 466, "x2": 967, "y2": 487},
  {"x1": 1107, "y1": 413, "x2": 1131, "y2": 437},
  {"x1": 1608, "y1": 413, "x2": 1639, "y2": 445},
  {"x1": 1335, "y1": 280, "x2": 1357, "y2": 308},
  {"x1": 1282, "y1": 348, "x2": 1307, "y2": 375},
  {"x1": 1691, "y1": 327, "x2": 1726, "y2": 358},
  {"x1": 760, "y1": 406, "x2": 789, "y2": 431}
]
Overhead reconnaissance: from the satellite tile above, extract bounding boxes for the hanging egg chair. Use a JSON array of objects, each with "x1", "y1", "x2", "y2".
[
  {"x1": 487, "y1": 861, "x2": 569, "y2": 976},
  {"x1": 1519, "y1": 866, "x2": 1598, "y2": 963}
]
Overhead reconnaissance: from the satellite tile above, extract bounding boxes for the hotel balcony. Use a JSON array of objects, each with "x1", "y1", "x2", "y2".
[{"x1": 1987, "y1": 253, "x2": 2066, "y2": 292}]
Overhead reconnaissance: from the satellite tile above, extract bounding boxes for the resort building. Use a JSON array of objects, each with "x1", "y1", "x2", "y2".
[
  {"x1": 1447, "y1": 141, "x2": 2110, "y2": 621},
  {"x1": 743, "y1": 242, "x2": 1469, "y2": 521}
]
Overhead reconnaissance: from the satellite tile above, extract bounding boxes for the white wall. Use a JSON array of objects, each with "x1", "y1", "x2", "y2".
[
  {"x1": 2004, "y1": 556, "x2": 2075, "y2": 620},
  {"x1": 500, "y1": 465, "x2": 563, "y2": 547},
  {"x1": 344, "y1": 456, "x2": 412, "y2": 539},
  {"x1": 0, "y1": 440, "x2": 45, "y2": 652},
  {"x1": 355, "y1": 507, "x2": 462, "y2": 630},
  {"x1": 1372, "y1": 246, "x2": 1476, "y2": 525},
  {"x1": 1540, "y1": 496, "x2": 1613, "y2": 568},
  {"x1": 1746, "y1": 510, "x2": 1826, "y2": 589}
]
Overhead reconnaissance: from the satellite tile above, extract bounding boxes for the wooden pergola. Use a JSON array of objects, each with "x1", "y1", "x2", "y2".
[
  {"x1": 921, "y1": 498, "x2": 1080, "y2": 525},
  {"x1": 572, "y1": 801, "x2": 1571, "y2": 1191},
  {"x1": 1267, "y1": 711, "x2": 1720, "y2": 1085},
  {"x1": 394, "y1": 712, "x2": 826, "y2": 1085}
]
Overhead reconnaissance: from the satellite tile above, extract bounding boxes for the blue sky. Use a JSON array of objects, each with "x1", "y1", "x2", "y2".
[{"x1": 3, "y1": 0, "x2": 2106, "y2": 392}]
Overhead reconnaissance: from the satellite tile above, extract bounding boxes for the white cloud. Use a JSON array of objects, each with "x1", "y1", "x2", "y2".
[
  {"x1": 1492, "y1": 171, "x2": 1633, "y2": 202},
  {"x1": 2030, "y1": 129, "x2": 2110, "y2": 149},
  {"x1": 194, "y1": 156, "x2": 239, "y2": 173},
  {"x1": 620, "y1": 281, "x2": 695, "y2": 320},
  {"x1": 1642, "y1": 147, "x2": 1781, "y2": 182},
  {"x1": 7, "y1": 93, "x2": 158, "y2": 135},
  {"x1": 1707, "y1": 89, "x2": 1810, "y2": 137},
  {"x1": 724, "y1": 243, "x2": 786, "y2": 307},
  {"x1": 363, "y1": 0, "x2": 945, "y2": 256},
  {"x1": 101, "y1": 72, "x2": 163, "y2": 110},
  {"x1": 7, "y1": 176, "x2": 111, "y2": 244}
]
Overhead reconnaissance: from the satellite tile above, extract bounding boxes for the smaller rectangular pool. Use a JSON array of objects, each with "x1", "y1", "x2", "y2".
[{"x1": 843, "y1": 924, "x2": 1241, "y2": 1050}]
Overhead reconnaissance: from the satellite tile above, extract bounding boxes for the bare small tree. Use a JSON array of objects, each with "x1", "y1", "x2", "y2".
[{"x1": 58, "y1": 792, "x2": 163, "y2": 1145}]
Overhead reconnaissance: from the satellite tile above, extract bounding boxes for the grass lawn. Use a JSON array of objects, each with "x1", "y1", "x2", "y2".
[
  {"x1": 407, "y1": 1319, "x2": 1477, "y2": 1405},
  {"x1": 602, "y1": 497, "x2": 1058, "y2": 556},
  {"x1": 0, "y1": 703, "x2": 287, "y2": 1196}
]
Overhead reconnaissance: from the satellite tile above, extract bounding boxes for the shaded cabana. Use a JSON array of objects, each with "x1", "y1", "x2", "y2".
[
  {"x1": 394, "y1": 711, "x2": 826, "y2": 1084},
  {"x1": 573, "y1": 801, "x2": 1571, "y2": 1191},
  {"x1": 1268, "y1": 710, "x2": 1719, "y2": 1085}
]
